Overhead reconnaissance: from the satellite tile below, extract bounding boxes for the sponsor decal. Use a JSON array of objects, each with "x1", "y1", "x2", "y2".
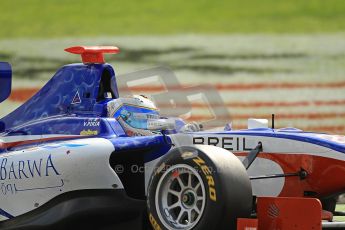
[
  {"x1": 0, "y1": 154, "x2": 60, "y2": 181},
  {"x1": 80, "y1": 129, "x2": 98, "y2": 136},
  {"x1": 15, "y1": 179, "x2": 64, "y2": 193},
  {"x1": 149, "y1": 213, "x2": 162, "y2": 230},
  {"x1": 193, "y1": 157, "x2": 217, "y2": 202},
  {"x1": 133, "y1": 112, "x2": 159, "y2": 120},
  {"x1": 181, "y1": 151, "x2": 198, "y2": 160},
  {"x1": 84, "y1": 118, "x2": 100, "y2": 127},
  {"x1": 155, "y1": 163, "x2": 166, "y2": 175},
  {"x1": 193, "y1": 136, "x2": 258, "y2": 151},
  {"x1": 0, "y1": 154, "x2": 62, "y2": 196},
  {"x1": 71, "y1": 91, "x2": 81, "y2": 104}
]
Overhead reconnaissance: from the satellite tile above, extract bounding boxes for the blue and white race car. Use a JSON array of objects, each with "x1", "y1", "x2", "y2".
[{"x1": 1, "y1": 46, "x2": 345, "y2": 230}]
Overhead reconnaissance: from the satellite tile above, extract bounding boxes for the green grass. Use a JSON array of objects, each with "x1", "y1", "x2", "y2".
[
  {"x1": 1, "y1": 0, "x2": 345, "y2": 38},
  {"x1": 335, "y1": 204, "x2": 345, "y2": 221}
]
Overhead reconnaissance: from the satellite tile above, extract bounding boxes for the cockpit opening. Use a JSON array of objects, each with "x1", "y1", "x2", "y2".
[{"x1": 97, "y1": 68, "x2": 117, "y2": 102}]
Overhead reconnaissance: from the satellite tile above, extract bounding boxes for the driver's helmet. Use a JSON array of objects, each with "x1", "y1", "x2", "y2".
[{"x1": 106, "y1": 95, "x2": 161, "y2": 135}]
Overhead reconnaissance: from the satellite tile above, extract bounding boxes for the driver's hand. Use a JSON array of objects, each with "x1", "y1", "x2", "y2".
[{"x1": 180, "y1": 121, "x2": 203, "y2": 132}]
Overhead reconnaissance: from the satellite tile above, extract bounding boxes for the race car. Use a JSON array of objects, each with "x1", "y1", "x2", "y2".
[{"x1": 0, "y1": 46, "x2": 345, "y2": 230}]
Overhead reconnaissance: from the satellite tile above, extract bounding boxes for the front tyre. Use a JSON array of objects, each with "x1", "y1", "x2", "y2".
[{"x1": 147, "y1": 145, "x2": 252, "y2": 230}]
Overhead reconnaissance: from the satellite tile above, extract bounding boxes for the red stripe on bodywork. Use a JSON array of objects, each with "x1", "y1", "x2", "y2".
[{"x1": 2, "y1": 136, "x2": 81, "y2": 149}]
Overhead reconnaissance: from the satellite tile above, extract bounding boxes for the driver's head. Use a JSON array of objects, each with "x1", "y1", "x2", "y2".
[{"x1": 106, "y1": 95, "x2": 159, "y2": 130}]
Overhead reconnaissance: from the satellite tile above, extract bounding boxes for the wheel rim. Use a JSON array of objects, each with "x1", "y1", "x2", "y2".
[{"x1": 155, "y1": 164, "x2": 206, "y2": 230}]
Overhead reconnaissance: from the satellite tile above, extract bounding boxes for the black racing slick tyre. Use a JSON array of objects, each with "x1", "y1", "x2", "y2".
[
  {"x1": 147, "y1": 145, "x2": 252, "y2": 230},
  {"x1": 321, "y1": 196, "x2": 337, "y2": 213}
]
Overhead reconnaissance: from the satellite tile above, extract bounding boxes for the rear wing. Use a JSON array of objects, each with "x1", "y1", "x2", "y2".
[{"x1": 0, "y1": 62, "x2": 12, "y2": 103}]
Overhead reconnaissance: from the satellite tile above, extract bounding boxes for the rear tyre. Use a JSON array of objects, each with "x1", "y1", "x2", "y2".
[
  {"x1": 321, "y1": 196, "x2": 338, "y2": 213},
  {"x1": 147, "y1": 145, "x2": 252, "y2": 230}
]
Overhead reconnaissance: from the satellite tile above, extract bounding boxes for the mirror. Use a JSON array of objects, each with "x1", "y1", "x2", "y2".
[{"x1": 0, "y1": 62, "x2": 12, "y2": 103}]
